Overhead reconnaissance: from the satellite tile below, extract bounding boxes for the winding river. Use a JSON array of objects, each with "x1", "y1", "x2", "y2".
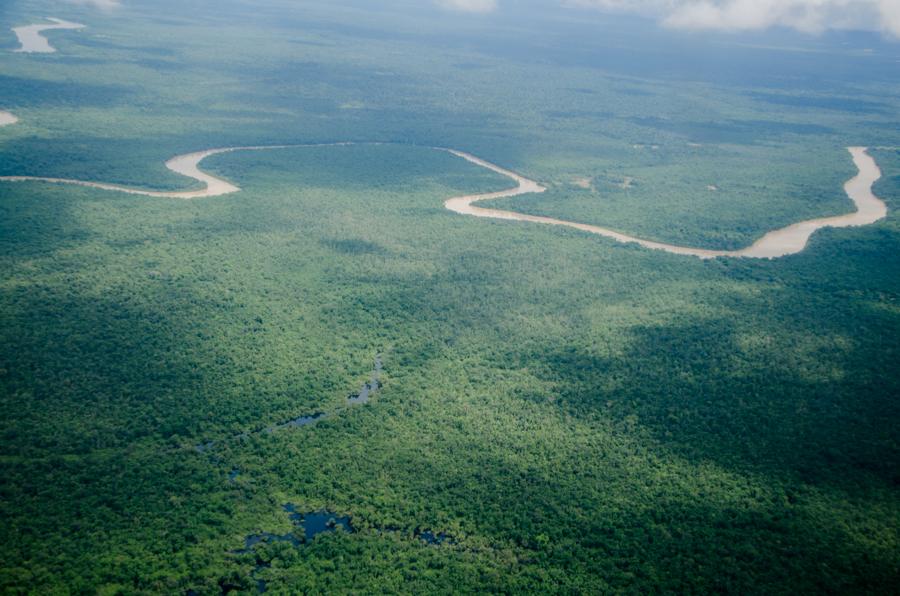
[
  {"x1": 0, "y1": 113, "x2": 887, "y2": 258},
  {"x1": 445, "y1": 146, "x2": 886, "y2": 259},
  {"x1": 12, "y1": 18, "x2": 85, "y2": 53}
]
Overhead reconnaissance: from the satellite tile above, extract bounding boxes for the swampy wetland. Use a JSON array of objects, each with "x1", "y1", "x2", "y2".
[{"x1": 1, "y1": 0, "x2": 899, "y2": 593}]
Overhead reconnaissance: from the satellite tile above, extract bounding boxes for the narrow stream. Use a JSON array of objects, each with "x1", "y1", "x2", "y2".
[
  {"x1": 194, "y1": 354, "x2": 382, "y2": 453},
  {"x1": 348, "y1": 354, "x2": 382, "y2": 405}
]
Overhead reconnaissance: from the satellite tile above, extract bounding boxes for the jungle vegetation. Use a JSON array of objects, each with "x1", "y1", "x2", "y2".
[{"x1": 1, "y1": 0, "x2": 899, "y2": 593}]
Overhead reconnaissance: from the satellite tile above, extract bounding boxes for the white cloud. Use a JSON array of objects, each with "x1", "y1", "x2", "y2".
[
  {"x1": 436, "y1": 0, "x2": 498, "y2": 13},
  {"x1": 877, "y1": 0, "x2": 900, "y2": 35},
  {"x1": 64, "y1": 0, "x2": 120, "y2": 8},
  {"x1": 564, "y1": 0, "x2": 676, "y2": 15},
  {"x1": 565, "y1": 0, "x2": 900, "y2": 37}
]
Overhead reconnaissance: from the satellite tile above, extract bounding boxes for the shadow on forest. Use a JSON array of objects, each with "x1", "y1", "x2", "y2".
[
  {"x1": 0, "y1": 276, "x2": 227, "y2": 454},
  {"x1": 392, "y1": 391, "x2": 897, "y2": 594},
  {"x1": 0, "y1": 135, "x2": 203, "y2": 187},
  {"x1": 540, "y1": 307, "x2": 899, "y2": 491},
  {"x1": 0, "y1": 74, "x2": 132, "y2": 109},
  {"x1": 629, "y1": 116, "x2": 833, "y2": 144},
  {"x1": 0, "y1": 184, "x2": 94, "y2": 258},
  {"x1": 747, "y1": 91, "x2": 890, "y2": 115}
]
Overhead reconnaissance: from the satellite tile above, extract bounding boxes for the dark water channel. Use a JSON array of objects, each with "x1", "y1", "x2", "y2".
[
  {"x1": 232, "y1": 504, "x2": 355, "y2": 593},
  {"x1": 264, "y1": 412, "x2": 325, "y2": 433},
  {"x1": 195, "y1": 354, "x2": 383, "y2": 453},
  {"x1": 207, "y1": 502, "x2": 453, "y2": 594},
  {"x1": 235, "y1": 504, "x2": 354, "y2": 553},
  {"x1": 191, "y1": 356, "x2": 387, "y2": 593},
  {"x1": 347, "y1": 354, "x2": 382, "y2": 405},
  {"x1": 416, "y1": 529, "x2": 453, "y2": 546}
]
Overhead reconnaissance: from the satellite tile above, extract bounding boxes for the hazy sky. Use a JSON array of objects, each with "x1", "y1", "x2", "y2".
[{"x1": 439, "y1": 0, "x2": 900, "y2": 37}]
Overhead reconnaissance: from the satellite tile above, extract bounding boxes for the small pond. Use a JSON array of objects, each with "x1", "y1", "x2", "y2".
[{"x1": 232, "y1": 504, "x2": 355, "y2": 593}]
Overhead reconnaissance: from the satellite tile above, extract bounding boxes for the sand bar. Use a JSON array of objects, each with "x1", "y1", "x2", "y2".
[
  {"x1": 0, "y1": 111, "x2": 18, "y2": 126},
  {"x1": 12, "y1": 18, "x2": 85, "y2": 53}
]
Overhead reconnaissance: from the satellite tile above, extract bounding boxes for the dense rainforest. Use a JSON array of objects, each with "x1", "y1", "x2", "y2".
[{"x1": 1, "y1": 0, "x2": 898, "y2": 593}]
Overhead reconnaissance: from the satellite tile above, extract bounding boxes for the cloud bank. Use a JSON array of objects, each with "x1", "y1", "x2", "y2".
[
  {"x1": 436, "y1": 0, "x2": 498, "y2": 13},
  {"x1": 566, "y1": 0, "x2": 900, "y2": 37},
  {"x1": 65, "y1": 0, "x2": 120, "y2": 8}
]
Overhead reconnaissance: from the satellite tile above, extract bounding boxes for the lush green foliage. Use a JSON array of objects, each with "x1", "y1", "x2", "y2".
[{"x1": 1, "y1": 0, "x2": 899, "y2": 593}]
